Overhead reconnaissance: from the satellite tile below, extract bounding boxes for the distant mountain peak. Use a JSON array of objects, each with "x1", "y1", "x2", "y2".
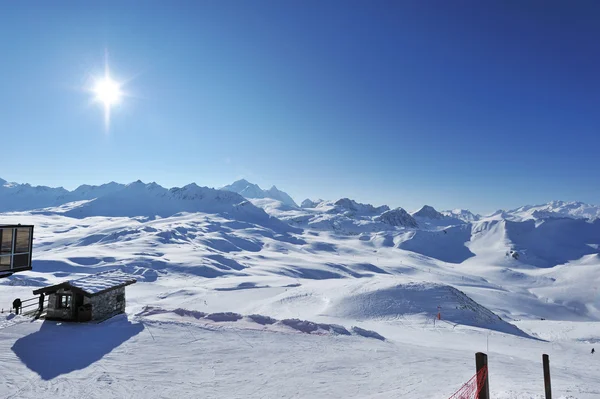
[
  {"x1": 333, "y1": 198, "x2": 389, "y2": 214},
  {"x1": 221, "y1": 179, "x2": 298, "y2": 207},
  {"x1": 441, "y1": 209, "x2": 481, "y2": 222},
  {"x1": 504, "y1": 200, "x2": 600, "y2": 221},
  {"x1": 412, "y1": 205, "x2": 444, "y2": 219},
  {"x1": 301, "y1": 198, "x2": 323, "y2": 208},
  {"x1": 376, "y1": 207, "x2": 418, "y2": 228}
]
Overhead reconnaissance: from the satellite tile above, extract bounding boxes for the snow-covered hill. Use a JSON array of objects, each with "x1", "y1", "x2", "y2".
[{"x1": 220, "y1": 179, "x2": 298, "y2": 207}]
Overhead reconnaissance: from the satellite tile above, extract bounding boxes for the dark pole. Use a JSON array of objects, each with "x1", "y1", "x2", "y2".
[
  {"x1": 543, "y1": 354, "x2": 552, "y2": 399},
  {"x1": 475, "y1": 352, "x2": 490, "y2": 399}
]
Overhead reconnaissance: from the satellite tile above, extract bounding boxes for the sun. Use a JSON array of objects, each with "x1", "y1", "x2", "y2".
[{"x1": 93, "y1": 77, "x2": 122, "y2": 107}]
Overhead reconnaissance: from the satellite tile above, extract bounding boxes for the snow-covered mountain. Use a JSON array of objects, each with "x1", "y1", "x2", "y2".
[
  {"x1": 0, "y1": 178, "x2": 69, "y2": 212},
  {"x1": 220, "y1": 179, "x2": 298, "y2": 207},
  {"x1": 502, "y1": 200, "x2": 600, "y2": 221},
  {"x1": 441, "y1": 209, "x2": 481, "y2": 222},
  {"x1": 412, "y1": 205, "x2": 444, "y2": 219},
  {"x1": 300, "y1": 198, "x2": 323, "y2": 208},
  {"x1": 60, "y1": 181, "x2": 293, "y2": 231},
  {"x1": 2, "y1": 178, "x2": 600, "y2": 397},
  {"x1": 326, "y1": 198, "x2": 390, "y2": 215},
  {"x1": 0, "y1": 178, "x2": 126, "y2": 213},
  {"x1": 410, "y1": 205, "x2": 466, "y2": 230},
  {"x1": 61, "y1": 182, "x2": 126, "y2": 202},
  {"x1": 375, "y1": 207, "x2": 418, "y2": 228}
]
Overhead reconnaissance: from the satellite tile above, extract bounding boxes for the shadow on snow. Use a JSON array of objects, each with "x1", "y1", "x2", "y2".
[{"x1": 11, "y1": 315, "x2": 144, "y2": 380}]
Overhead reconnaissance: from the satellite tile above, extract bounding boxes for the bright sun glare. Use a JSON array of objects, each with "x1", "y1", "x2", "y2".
[
  {"x1": 91, "y1": 53, "x2": 125, "y2": 132},
  {"x1": 94, "y1": 77, "x2": 122, "y2": 107}
]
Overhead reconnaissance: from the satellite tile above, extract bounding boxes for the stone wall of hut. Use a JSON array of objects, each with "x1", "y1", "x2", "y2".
[{"x1": 83, "y1": 287, "x2": 126, "y2": 321}]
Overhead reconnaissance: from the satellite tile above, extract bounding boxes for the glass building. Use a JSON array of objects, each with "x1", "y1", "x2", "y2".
[{"x1": 0, "y1": 225, "x2": 34, "y2": 277}]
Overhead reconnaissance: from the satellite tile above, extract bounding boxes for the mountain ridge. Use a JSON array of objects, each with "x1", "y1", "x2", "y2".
[{"x1": 220, "y1": 179, "x2": 298, "y2": 207}]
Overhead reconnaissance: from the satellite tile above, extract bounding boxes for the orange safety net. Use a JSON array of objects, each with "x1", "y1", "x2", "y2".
[{"x1": 447, "y1": 366, "x2": 488, "y2": 399}]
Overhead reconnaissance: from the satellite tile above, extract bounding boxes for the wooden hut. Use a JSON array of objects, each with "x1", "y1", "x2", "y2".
[{"x1": 33, "y1": 270, "x2": 136, "y2": 322}]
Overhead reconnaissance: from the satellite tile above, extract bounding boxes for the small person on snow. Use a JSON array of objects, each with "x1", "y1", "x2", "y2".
[
  {"x1": 12, "y1": 298, "x2": 22, "y2": 315},
  {"x1": 592, "y1": 348, "x2": 595, "y2": 355}
]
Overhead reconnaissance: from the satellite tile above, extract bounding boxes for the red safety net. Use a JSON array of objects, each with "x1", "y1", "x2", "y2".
[{"x1": 447, "y1": 366, "x2": 488, "y2": 399}]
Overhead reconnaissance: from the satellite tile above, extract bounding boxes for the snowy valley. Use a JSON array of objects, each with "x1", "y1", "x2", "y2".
[{"x1": 1, "y1": 177, "x2": 599, "y2": 398}]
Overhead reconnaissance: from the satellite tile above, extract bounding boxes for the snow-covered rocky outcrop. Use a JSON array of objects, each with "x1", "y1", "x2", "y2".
[{"x1": 375, "y1": 207, "x2": 418, "y2": 228}]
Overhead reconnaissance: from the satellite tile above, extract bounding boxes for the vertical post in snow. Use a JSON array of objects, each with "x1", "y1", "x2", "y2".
[
  {"x1": 543, "y1": 354, "x2": 552, "y2": 399},
  {"x1": 475, "y1": 352, "x2": 489, "y2": 399}
]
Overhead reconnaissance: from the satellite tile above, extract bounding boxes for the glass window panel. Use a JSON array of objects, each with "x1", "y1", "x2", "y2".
[
  {"x1": 13, "y1": 253, "x2": 30, "y2": 268},
  {"x1": 0, "y1": 255, "x2": 11, "y2": 271},
  {"x1": 57, "y1": 294, "x2": 72, "y2": 309},
  {"x1": 15, "y1": 228, "x2": 31, "y2": 253},
  {"x1": 0, "y1": 229, "x2": 13, "y2": 254}
]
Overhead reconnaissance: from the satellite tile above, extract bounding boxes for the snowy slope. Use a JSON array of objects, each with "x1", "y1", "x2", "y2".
[
  {"x1": 220, "y1": 179, "x2": 298, "y2": 207},
  {"x1": 466, "y1": 217, "x2": 600, "y2": 268}
]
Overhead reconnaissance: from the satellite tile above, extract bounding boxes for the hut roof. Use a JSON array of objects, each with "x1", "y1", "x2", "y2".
[{"x1": 34, "y1": 270, "x2": 136, "y2": 297}]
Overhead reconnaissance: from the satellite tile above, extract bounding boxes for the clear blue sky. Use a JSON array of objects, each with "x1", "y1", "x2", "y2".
[{"x1": 1, "y1": 1, "x2": 598, "y2": 214}]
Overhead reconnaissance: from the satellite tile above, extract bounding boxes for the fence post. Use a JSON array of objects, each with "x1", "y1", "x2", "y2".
[
  {"x1": 475, "y1": 352, "x2": 489, "y2": 399},
  {"x1": 543, "y1": 354, "x2": 552, "y2": 399}
]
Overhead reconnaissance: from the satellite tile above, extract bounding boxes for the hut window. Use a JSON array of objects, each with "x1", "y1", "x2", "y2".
[
  {"x1": 116, "y1": 293, "x2": 125, "y2": 302},
  {"x1": 57, "y1": 294, "x2": 72, "y2": 309}
]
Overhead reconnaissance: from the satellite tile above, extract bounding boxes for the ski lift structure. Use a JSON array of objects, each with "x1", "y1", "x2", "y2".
[{"x1": 0, "y1": 225, "x2": 34, "y2": 278}]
